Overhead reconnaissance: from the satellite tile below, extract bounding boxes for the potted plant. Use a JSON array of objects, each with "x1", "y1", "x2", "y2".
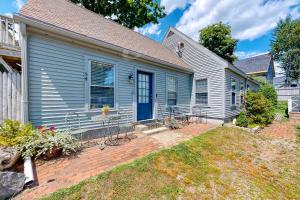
[{"x1": 102, "y1": 105, "x2": 110, "y2": 116}]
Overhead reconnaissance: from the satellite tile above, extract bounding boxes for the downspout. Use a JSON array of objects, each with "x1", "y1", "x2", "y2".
[
  {"x1": 20, "y1": 23, "x2": 34, "y2": 185},
  {"x1": 20, "y1": 23, "x2": 28, "y2": 124}
]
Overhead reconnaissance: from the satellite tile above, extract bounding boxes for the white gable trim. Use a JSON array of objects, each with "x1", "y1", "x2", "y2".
[{"x1": 163, "y1": 27, "x2": 229, "y2": 67}]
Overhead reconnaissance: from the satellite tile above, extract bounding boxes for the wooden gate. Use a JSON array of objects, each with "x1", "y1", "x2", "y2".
[{"x1": 0, "y1": 71, "x2": 21, "y2": 123}]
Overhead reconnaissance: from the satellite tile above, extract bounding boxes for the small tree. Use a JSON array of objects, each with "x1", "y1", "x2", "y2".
[
  {"x1": 199, "y1": 22, "x2": 238, "y2": 63},
  {"x1": 245, "y1": 91, "x2": 274, "y2": 126}
]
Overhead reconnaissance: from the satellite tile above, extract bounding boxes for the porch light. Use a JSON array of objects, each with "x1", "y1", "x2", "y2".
[{"x1": 128, "y1": 73, "x2": 134, "y2": 84}]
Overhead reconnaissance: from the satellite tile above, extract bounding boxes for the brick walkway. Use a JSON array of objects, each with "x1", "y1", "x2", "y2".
[
  {"x1": 260, "y1": 121, "x2": 299, "y2": 141},
  {"x1": 17, "y1": 123, "x2": 218, "y2": 200}
]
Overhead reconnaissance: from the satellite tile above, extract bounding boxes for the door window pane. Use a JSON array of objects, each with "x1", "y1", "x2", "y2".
[
  {"x1": 90, "y1": 61, "x2": 114, "y2": 109},
  {"x1": 138, "y1": 73, "x2": 150, "y2": 103}
]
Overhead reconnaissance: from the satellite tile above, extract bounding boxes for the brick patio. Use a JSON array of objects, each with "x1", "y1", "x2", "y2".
[
  {"x1": 16, "y1": 123, "x2": 218, "y2": 200},
  {"x1": 260, "y1": 121, "x2": 299, "y2": 141}
]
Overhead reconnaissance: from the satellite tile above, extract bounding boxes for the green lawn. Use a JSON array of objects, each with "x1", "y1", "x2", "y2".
[{"x1": 43, "y1": 127, "x2": 300, "y2": 200}]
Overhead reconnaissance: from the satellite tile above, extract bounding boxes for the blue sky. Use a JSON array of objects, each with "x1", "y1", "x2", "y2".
[{"x1": 1, "y1": 0, "x2": 300, "y2": 61}]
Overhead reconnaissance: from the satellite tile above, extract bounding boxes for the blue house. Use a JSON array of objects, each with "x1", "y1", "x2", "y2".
[
  {"x1": 234, "y1": 53, "x2": 275, "y2": 84},
  {"x1": 14, "y1": 0, "x2": 258, "y2": 130}
]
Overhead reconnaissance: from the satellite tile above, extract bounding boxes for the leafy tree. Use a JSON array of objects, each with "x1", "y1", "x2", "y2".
[
  {"x1": 257, "y1": 79, "x2": 278, "y2": 107},
  {"x1": 199, "y1": 22, "x2": 238, "y2": 63},
  {"x1": 70, "y1": 0, "x2": 166, "y2": 29},
  {"x1": 271, "y1": 17, "x2": 300, "y2": 85}
]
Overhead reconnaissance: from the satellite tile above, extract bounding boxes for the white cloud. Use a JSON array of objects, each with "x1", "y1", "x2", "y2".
[
  {"x1": 176, "y1": 0, "x2": 300, "y2": 41},
  {"x1": 235, "y1": 51, "x2": 268, "y2": 60},
  {"x1": 160, "y1": 0, "x2": 191, "y2": 14},
  {"x1": 15, "y1": 0, "x2": 25, "y2": 10},
  {"x1": 135, "y1": 23, "x2": 161, "y2": 36}
]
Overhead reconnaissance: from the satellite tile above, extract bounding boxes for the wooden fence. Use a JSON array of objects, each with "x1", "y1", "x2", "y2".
[
  {"x1": 0, "y1": 71, "x2": 21, "y2": 123},
  {"x1": 276, "y1": 87, "x2": 300, "y2": 101}
]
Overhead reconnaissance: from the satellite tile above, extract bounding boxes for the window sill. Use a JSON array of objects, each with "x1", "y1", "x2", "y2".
[
  {"x1": 86, "y1": 108, "x2": 118, "y2": 113},
  {"x1": 194, "y1": 104, "x2": 211, "y2": 108}
]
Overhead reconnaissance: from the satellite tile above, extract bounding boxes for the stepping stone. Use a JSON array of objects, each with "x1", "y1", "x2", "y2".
[
  {"x1": 142, "y1": 127, "x2": 168, "y2": 135},
  {"x1": 135, "y1": 124, "x2": 148, "y2": 132}
]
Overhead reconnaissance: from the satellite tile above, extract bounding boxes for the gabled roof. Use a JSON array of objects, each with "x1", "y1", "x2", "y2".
[
  {"x1": 163, "y1": 27, "x2": 259, "y2": 84},
  {"x1": 234, "y1": 53, "x2": 273, "y2": 74},
  {"x1": 16, "y1": 0, "x2": 191, "y2": 72}
]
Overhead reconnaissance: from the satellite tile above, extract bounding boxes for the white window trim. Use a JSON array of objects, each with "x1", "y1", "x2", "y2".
[
  {"x1": 195, "y1": 78, "x2": 209, "y2": 106},
  {"x1": 231, "y1": 78, "x2": 237, "y2": 106},
  {"x1": 85, "y1": 56, "x2": 117, "y2": 112},
  {"x1": 166, "y1": 75, "x2": 178, "y2": 106}
]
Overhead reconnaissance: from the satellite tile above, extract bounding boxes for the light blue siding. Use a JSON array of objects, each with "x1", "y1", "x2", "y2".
[
  {"x1": 224, "y1": 69, "x2": 245, "y2": 119},
  {"x1": 27, "y1": 32, "x2": 191, "y2": 129},
  {"x1": 163, "y1": 30, "x2": 225, "y2": 119}
]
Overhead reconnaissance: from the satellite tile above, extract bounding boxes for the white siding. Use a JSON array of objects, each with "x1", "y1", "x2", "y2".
[
  {"x1": 224, "y1": 69, "x2": 247, "y2": 119},
  {"x1": 27, "y1": 33, "x2": 191, "y2": 129}
]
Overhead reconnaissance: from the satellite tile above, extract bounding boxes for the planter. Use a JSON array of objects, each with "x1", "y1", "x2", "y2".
[{"x1": 45, "y1": 146, "x2": 61, "y2": 160}]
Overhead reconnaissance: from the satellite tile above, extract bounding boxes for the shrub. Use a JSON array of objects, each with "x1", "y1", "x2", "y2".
[
  {"x1": 0, "y1": 119, "x2": 35, "y2": 146},
  {"x1": 236, "y1": 112, "x2": 249, "y2": 127},
  {"x1": 18, "y1": 130, "x2": 80, "y2": 159},
  {"x1": 167, "y1": 118, "x2": 181, "y2": 129},
  {"x1": 245, "y1": 91, "x2": 275, "y2": 126},
  {"x1": 258, "y1": 80, "x2": 277, "y2": 107}
]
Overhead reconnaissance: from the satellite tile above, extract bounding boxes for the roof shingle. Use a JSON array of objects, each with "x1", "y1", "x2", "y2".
[
  {"x1": 234, "y1": 53, "x2": 272, "y2": 74},
  {"x1": 19, "y1": 0, "x2": 190, "y2": 70}
]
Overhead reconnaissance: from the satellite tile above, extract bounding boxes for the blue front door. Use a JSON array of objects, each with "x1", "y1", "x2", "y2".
[{"x1": 137, "y1": 71, "x2": 153, "y2": 121}]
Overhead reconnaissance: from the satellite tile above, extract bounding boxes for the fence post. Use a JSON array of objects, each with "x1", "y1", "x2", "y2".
[
  {"x1": 16, "y1": 73, "x2": 21, "y2": 121},
  {"x1": 288, "y1": 99, "x2": 292, "y2": 113},
  {"x1": 7, "y1": 72, "x2": 12, "y2": 119},
  {"x1": 12, "y1": 72, "x2": 17, "y2": 120},
  {"x1": 2, "y1": 72, "x2": 7, "y2": 121},
  {"x1": 0, "y1": 72, "x2": 2, "y2": 123}
]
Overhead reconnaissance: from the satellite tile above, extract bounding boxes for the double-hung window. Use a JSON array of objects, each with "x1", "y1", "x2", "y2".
[
  {"x1": 240, "y1": 82, "x2": 245, "y2": 104},
  {"x1": 167, "y1": 76, "x2": 177, "y2": 106},
  {"x1": 231, "y1": 79, "x2": 236, "y2": 105},
  {"x1": 90, "y1": 60, "x2": 115, "y2": 109},
  {"x1": 196, "y1": 79, "x2": 208, "y2": 105}
]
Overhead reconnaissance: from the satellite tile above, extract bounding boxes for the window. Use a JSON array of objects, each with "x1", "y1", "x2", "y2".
[
  {"x1": 246, "y1": 84, "x2": 250, "y2": 90},
  {"x1": 167, "y1": 76, "x2": 177, "y2": 105},
  {"x1": 90, "y1": 60, "x2": 114, "y2": 109},
  {"x1": 240, "y1": 82, "x2": 244, "y2": 104},
  {"x1": 231, "y1": 79, "x2": 236, "y2": 105},
  {"x1": 196, "y1": 79, "x2": 208, "y2": 105}
]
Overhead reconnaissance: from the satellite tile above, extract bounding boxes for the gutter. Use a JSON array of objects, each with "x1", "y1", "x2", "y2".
[{"x1": 13, "y1": 14, "x2": 193, "y2": 74}]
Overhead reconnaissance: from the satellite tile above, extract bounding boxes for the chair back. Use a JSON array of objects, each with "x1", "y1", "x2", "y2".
[{"x1": 192, "y1": 105, "x2": 202, "y2": 115}]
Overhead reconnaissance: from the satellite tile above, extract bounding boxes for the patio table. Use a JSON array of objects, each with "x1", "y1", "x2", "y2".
[{"x1": 91, "y1": 114, "x2": 122, "y2": 146}]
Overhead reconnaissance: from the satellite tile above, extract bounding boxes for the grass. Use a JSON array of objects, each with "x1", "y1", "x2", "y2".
[
  {"x1": 275, "y1": 100, "x2": 289, "y2": 121},
  {"x1": 42, "y1": 127, "x2": 300, "y2": 200}
]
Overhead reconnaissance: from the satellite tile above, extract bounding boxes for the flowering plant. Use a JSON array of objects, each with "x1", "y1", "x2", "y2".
[{"x1": 36, "y1": 125, "x2": 56, "y2": 136}]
